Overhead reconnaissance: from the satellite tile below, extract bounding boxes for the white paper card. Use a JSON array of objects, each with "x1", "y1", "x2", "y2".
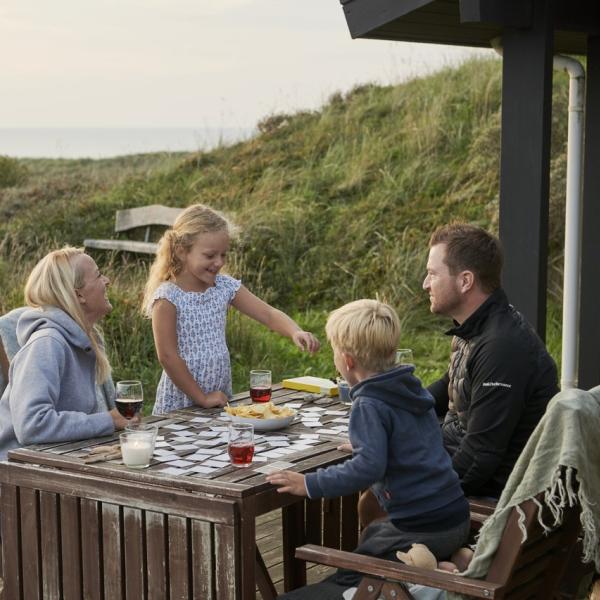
[
  {"x1": 163, "y1": 424, "x2": 189, "y2": 431},
  {"x1": 203, "y1": 459, "x2": 229, "y2": 469},
  {"x1": 190, "y1": 417, "x2": 212, "y2": 423},
  {"x1": 160, "y1": 467, "x2": 188, "y2": 476},
  {"x1": 170, "y1": 444, "x2": 198, "y2": 451},
  {"x1": 254, "y1": 460, "x2": 294, "y2": 474},
  {"x1": 168, "y1": 459, "x2": 195, "y2": 468}
]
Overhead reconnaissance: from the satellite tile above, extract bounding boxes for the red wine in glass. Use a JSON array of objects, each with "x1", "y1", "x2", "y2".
[
  {"x1": 250, "y1": 386, "x2": 272, "y2": 403},
  {"x1": 115, "y1": 398, "x2": 143, "y2": 419},
  {"x1": 228, "y1": 443, "x2": 255, "y2": 466}
]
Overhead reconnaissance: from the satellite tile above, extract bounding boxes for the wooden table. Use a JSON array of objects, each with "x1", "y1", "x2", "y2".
[{"x1": 0, "y1": 386, "x2": 359, "y2": 600}]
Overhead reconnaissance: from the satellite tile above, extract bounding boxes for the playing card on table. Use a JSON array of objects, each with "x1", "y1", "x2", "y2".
[
  {"x1": 159, "y1": 466, "x2": 188, "y2": 476},
  {"x1": 190, "y1": 416, "x2": 212, "y2": 423},
  {"x1": 254, "y1": 461, "x2": 294, "y2": 474},
  {"x1": 170, "y1": 443, "x2": 198, "y2": 451},
  {"x1": 168, "y1": 459, "x2": 195, "y2": 468},
  {"x1": 163, "y1": 423, "x2": 190, "y2": 431}
]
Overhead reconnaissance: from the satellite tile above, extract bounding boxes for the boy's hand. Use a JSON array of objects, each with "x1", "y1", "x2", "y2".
[
  {"x1": 292, "y1": 331, "x2": 320, "y2": 354},
  {"x1": 266, "y1": 470, "x2": 307, "y2": 496},
  {"x1": 337, "y1": 441, "x2": 353, "y2": 453}
]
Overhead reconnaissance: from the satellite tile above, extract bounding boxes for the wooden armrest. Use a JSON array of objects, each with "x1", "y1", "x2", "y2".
[
  {"x1": 295, "y1": 544, "x2": 504, "y2": 599},
  {"x1": 468, "y1": 498, "x2": 497, "y2": 516}
]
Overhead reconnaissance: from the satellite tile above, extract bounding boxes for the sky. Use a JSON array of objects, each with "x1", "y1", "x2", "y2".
[{"x1": 0, "y1": 0, "x2": 491, "y2": 130}]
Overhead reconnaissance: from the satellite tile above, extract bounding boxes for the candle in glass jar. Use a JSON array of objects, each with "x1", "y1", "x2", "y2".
[{"x1": 120, "y1": 432, "x2": 154, "y2": 468}]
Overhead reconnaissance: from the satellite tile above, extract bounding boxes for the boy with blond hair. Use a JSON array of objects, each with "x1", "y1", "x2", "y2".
[{"x1": 268, "y1": 299, "x2": 469, "y2": 597}]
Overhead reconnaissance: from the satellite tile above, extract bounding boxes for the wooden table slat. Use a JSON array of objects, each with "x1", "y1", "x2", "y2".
[
  {"x1": 40, "y1": 491, "x2": 61, "y2": 600},
  {"x1": 168, "y1": 514, "x2": 191, "y2": 600},
  {"x1": 81, "y1": 498, "x2": 103, "y2": 600},
  {"x1": 123, "y1": 506, "x2": 146, "y2": 600},
  {"x1": 191, "y1": 519, "x2": 215, "y2": 600},
  {"x1": 214, "y1": 524, "x2": 238, "y2": 599},
  {"x1": 146, "y1": 511, "x2": 168, "y2": 600},
  {"x1": 60, "y1": 495, "x2": 82, "y2": 600},
  {"x1": 21, "y1": 487, "x2": 42, "y2": 600},
  {"x1": 1, "y1": 484, "x2": 22, "y2": 599},
  {"x1": 102, "y1": 503, "x2": 124, "y2": 600}
]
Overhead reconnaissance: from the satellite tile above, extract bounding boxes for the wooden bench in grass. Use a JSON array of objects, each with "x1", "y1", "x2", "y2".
[{"x1": 84, "y1": 204, "x2": 183, "y2": 255}]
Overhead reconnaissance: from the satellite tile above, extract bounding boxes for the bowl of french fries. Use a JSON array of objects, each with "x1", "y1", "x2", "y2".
[{"x1": 224, "y1": 402, "x2": 297, "y2": 431}]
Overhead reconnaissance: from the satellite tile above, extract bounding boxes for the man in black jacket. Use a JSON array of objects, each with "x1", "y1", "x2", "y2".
[{"x1": 424, "y1": 224, "x2": 558, "y2": 499}]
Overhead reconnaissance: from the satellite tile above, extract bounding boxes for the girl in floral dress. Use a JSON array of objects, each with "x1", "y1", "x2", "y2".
[{"x1": 142, "y1": 204, "x2": 319, "y2": 415}]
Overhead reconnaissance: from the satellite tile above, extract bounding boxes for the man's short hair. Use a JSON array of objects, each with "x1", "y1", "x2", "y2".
[
  {"x1": 326, "y1": 299, "x2": 400, "y2": 373},
  {"x1": 429, "y1": 224, "x2": 503, "y2": 293}
]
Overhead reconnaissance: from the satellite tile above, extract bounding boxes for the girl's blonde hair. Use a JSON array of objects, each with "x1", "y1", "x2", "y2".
[
  {"x1": 326, "y1": 299, "x2": 400, "y2": 373},
  {"x1": 142, "y1": 204, "x2": 237, "y2": 316},
  {"x1": 24, "y1": 246, "x2": 111, "y2": 384}
]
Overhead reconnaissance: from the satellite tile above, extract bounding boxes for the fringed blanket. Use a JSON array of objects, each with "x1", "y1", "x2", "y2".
[{"x1": 444, "y1": 386, "x2": 600, "y2": 600}]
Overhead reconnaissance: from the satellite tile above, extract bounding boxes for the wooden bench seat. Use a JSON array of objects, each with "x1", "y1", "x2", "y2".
[{"x1": 84, "y1": 204, "x2": 183, "y2": 255}]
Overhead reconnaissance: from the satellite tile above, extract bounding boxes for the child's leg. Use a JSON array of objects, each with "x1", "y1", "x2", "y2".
[{"x1": 358, "y1": 489, "x2": 386, "y2": 529}]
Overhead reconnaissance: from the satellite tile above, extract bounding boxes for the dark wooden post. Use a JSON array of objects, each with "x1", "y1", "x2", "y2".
[
  {"x1": 498, "y1": 0, "x2": 554, "y2": 339},
  {"x1": 578, "y1": 36, "x2": 600, "y2": 389}
]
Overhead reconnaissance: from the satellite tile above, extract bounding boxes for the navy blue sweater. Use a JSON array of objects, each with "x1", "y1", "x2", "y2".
[{"x1": 305, "y1": 366, "x2": 466, "y2": 524}]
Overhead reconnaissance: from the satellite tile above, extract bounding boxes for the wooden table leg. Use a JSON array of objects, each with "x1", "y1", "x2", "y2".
[
  {"x1": 282, "y1": 500, "x2": 307, "y2": 591},
  {"x1": 255, "y1": 547, "x2": 277, "y2": 600}
]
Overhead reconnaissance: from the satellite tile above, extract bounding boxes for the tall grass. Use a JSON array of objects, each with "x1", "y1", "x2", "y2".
[{"x1": 0, "y1": 57, "x2": 570, "y2": 408}]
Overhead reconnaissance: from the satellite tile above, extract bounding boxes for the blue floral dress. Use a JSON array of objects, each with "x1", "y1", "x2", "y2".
[{"x1": 151, "y1": 275, "x2": 241, "y2": 415}]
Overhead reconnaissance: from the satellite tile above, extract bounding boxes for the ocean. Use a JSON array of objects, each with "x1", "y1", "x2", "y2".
[{"x1": 0, "y1": 127, "x2": 254, "y2": 159}]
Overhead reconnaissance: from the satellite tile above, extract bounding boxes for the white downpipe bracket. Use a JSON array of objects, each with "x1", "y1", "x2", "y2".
[{"x1": 491, "y1": 39, "x2": 586, "y2": 390}]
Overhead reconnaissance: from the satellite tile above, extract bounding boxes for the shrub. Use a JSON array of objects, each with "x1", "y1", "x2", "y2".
[{"x1": 0, "y1": 156, "x2": 28, "y2": 188}]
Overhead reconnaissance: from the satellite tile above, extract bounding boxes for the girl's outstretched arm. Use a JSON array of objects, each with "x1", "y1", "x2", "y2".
[
  {"x1": 152, "y1": 299, "x2": 228, "y2": 408},
  {"x1": 231, "y1": 286, "x2": 320, "y2": 353}
]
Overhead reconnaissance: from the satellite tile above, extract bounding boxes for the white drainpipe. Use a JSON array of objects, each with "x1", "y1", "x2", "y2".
[
  {"x1": 554, "y1": 55, "x2": 585, "y2": 390},
  {"x1": 491, "y1": 39, "x2": 586, "y2": 390}
]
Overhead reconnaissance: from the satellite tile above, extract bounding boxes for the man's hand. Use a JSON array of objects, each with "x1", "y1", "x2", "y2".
[{"x1": 266, "y1": 470, "x2": 307, "y2": 496}]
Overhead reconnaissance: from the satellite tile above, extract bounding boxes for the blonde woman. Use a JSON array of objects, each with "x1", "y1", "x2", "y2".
[
  {"x1": 0, "y1": 247, "x2": 129, "y2": 460},
  {"x1": 142, "y1": 204, "x2": 320, "y2": 415}
]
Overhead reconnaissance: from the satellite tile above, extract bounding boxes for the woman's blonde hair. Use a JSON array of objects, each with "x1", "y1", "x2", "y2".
[
  {"x1": 24, "y1": 246, "x2": 111, "y2": 383},
  {"x1": 326, "y1": 299, "x2": 400, "y2": 373},
  {"x1": 142, "y1": 204, "x2": 237, "y2": 316}
]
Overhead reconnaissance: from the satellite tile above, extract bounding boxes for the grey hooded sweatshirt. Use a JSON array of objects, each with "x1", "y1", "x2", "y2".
[{"x1": 0, "y1": 307, "x2": 114, "y2": 460}]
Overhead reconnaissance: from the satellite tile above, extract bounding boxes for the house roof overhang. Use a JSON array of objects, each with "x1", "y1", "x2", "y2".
[{"x1": 341, "y1": 0, "x2": 600, "y2": 56}]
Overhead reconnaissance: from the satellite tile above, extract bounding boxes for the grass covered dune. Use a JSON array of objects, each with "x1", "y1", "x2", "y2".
[{"x1": 0, "y1": 58, "x2": 570, "y2": 407}]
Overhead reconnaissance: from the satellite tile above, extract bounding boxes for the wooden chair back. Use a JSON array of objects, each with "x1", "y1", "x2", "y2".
[{"x1": 485, "y1": 497, "x2": 581, "y2": 599}]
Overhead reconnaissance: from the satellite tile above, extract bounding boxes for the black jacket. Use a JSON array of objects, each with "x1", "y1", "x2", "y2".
[{"x1": 428, "y1": 289, "x2": 558, "y2": 498}]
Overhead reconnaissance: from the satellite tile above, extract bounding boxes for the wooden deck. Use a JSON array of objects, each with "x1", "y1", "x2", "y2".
[{"x1": 256, "y1": 508, "x2": 335, "y2": 598}]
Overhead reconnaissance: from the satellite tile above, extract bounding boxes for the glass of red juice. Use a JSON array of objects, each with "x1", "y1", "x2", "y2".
[
  {"x1": 250, "y1": 369, "x2": 272, "y2": 403},
  {"x1": 228, "y1": 423, "x2": 255, "y2": 467}
]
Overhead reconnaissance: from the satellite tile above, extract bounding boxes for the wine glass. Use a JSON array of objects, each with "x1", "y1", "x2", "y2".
[
  {"x1": 115, "y1": 380, "x2": 144, "y2": 419},
  {"x1": 395, "y1": 349, "x2": 414, "y2": 365}
]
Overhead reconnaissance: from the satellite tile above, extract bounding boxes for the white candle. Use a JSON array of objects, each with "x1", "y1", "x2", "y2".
[{"x1": 121, "y1": 438, "x2": 153, "y2": 468}]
